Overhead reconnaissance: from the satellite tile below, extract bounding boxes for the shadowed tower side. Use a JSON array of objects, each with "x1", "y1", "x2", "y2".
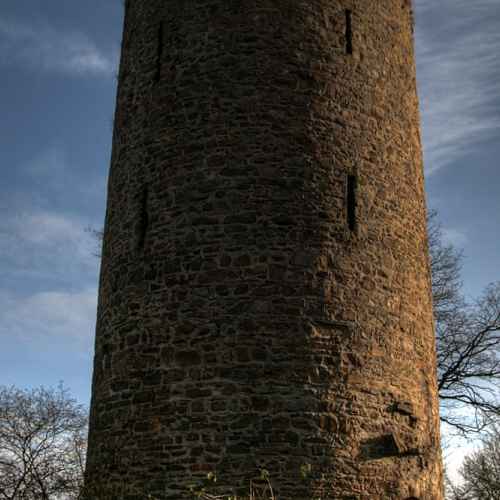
[{"x1": 85, "y1": 1, "x2": 444, "y2": 498}]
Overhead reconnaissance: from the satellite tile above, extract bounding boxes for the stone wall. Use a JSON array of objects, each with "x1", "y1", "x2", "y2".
[{"x1": 85, "y1": 1, "x2": 444, "y2": 498}]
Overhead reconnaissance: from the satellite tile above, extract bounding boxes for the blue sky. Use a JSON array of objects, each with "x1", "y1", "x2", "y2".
[
  {"x1": 0, "y1": 0, "x2": 122, "y2": 397},
  {"x1": 0, "y1": 0, "x2": 499, "y2": 479}
]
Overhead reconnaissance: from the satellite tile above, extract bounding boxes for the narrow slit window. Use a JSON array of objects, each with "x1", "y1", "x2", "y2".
[
  {"x1": 102, "y1": 344, "x2": 111, "y2": 372},
  {"x1": 347, "y1": 174, "x2": 357, "y2": 231},
  {"x1": 345, "y1": 9, "x2": 353, "y2": 55},
  {"x1": 136, "y1": 187, "x2": 149, "y2": 250},
  {"x1": 154, "y1": 22, "x2": 164, "y2": 82}
]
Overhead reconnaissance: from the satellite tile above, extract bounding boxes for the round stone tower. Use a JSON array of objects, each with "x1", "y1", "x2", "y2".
[{"x1": 85, "y1": 1, "x2": 444, "y2": 498}]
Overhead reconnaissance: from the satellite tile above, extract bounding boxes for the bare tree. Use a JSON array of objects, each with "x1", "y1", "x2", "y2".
[
  {"x1": 428, "y1": 210, "x2": 500, "y2": 434},
  {"x1": 447, "y1": 424, "x2": 500, "y2": 499},
  {"x1": 0, "y1": 384, "x2": 87, "y2": 500}
]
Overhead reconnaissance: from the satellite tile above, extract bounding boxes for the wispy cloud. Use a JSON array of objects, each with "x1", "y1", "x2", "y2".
[
  {"x1": 11, "y1": 212, "x2": 87, "y2": 246},
  {"x1": 415, "y1": 0, "x2": 500, "y2": 173},
  {"x1": 0, "y1": 288, "x2": 97, "y2": 347},
  {"x1": 0, "y1": 18, "x2": 118, "y2": 77},
  {"x1": 0, "y1": 144, "x2": 104, "y2": 293},
  {"x1": 24, "y1": 145, "x2": 107, "y2": 202},
  {"x1": 442, "y1": 227, "x2": 468, "y2": 248},
  {"x1": 25, "y1": 145, "x2": 67, "y2": 178},
  {"x1": 0, "y1": 210, "x2": 99, "y2": 290}
]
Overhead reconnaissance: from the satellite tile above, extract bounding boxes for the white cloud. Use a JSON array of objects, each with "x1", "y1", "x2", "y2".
[
  {"x1": 415, "y1": 0, "x2": 500, "y2": 173},
  {"x1": 14, "y1": 212, "x2": 85, "y2": 245},
  {"x1": 0, "y1": 144, "x2": 104, "y2": 291},
  {"x1": 0, "y1": 18, "x2": 118, "y2": 77},
  {"x1": 442, "y1": 227, "x2": 468, "y2": 248},
  {"x1": 441, "y1": 421, "x2": 483, "y2": 487},
  {"x1": 0, "y1": 148, "x2": 102, "y2": 357},
  {"x1": 443, "y1": 439, "x2": 475, "y2": 486},
  {"x1": 0, "y1": 209, "x2": 99, "y2": 286},
  {"x1": 0, "y1": 288, "x2": 97, "y2": 348},
  {"x1": 25, "y1": 145, "x2": 66, "y2": 177},
  {"x1": 23, "y1": 144, "x2": 108, "y2": 203}
]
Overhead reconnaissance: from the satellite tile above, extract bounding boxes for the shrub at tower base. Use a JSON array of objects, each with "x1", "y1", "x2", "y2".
[{"x1": 84, "y1": 1, "x2": 444, "y2": 498}]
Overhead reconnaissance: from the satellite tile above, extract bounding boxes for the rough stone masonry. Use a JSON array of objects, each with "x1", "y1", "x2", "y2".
[{"x1": 85, "y1": 1, "x2": 444, "y2": 498}]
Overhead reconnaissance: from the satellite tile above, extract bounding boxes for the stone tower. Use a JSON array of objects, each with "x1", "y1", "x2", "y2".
[{"x1": 85, "y1": 1, "x2": 443, "y2": 498}]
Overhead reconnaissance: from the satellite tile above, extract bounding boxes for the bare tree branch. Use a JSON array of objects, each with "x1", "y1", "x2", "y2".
[
  {"x1": 447, "y1": 423, "x2": 500, "y2": 499},
  {"x1": 0, "y1": 384, "x2": 87, "y2": 500},
  {"x1": 428, "y1": 210, "x2": 500, "y2": 435}
]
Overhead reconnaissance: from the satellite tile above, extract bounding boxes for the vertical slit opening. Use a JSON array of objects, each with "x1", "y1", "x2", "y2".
[
  {"x1": 345, "y1": 9, "x2": 353, "y2": 55},
  {"x1": 347, "y1": 174, "x2": 357, "y2": 231},
  {"x1": 137, "y1": 187, "x2": 149, "y2": 250},
  {"x1": 154, "y1": 22, "x2": 164, "y2": 82},
  {"x1": 102, "y1": 344, "x2": 111, "y2": 372}
]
